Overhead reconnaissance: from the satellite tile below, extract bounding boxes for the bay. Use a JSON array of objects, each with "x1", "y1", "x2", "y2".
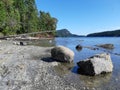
[{"x1": 54, "y1": 37, "x2": 120, "y2": 89}]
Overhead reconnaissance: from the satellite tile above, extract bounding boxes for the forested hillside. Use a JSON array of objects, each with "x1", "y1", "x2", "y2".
[
  {"x1": 87, "y1": 30, "x2": 120, "y2": 37},
  {"x1": 56, "y1": 29, "x2": 85, "y2": 37},
  {"x1": 0, "y1": 0, "x2": 57, "y2": 36}
]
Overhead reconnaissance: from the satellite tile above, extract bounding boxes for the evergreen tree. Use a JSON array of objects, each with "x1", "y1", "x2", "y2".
[
  {"x1": 14, "y1": 0, "x2": 28, "y2": 34},
  {"x1": 24, "y1": 0, "x2": 39, "y2": 33},
  {"x1": 39, "y1": 11, "x2": 57, "y2": 33},
  {"x1": 0, "y1": 0, "x2": 58, "y2": 36},
  {"x1": 0, "y1": 0, "x2": 20, "y2": 35},
  {"x1": 0, "y1": 1, "x2": 7, "y2": 33}
]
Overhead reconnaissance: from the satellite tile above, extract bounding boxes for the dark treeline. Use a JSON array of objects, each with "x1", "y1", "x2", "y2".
[
  {"x1": 87, "y1": 30, "x2": 120, "y2": 37},
  {"x1": 0, "y1": 0, "x2": 57, "y2": 36}
]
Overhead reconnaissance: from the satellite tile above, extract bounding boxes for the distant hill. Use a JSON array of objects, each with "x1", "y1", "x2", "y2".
[
  {"x1": 56, "y1": 29, "x2": 84, "y2": 37},
  {"x1": 87, "y1": 29, "x2": 120, "y2": 37}
]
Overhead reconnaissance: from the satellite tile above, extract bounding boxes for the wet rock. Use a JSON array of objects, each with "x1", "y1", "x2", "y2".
[
  {"x1": 51, "y1": 46, "x2": 74, "y2": 63},
  {"x1": 96, "y1": 44, "x2": 114, "y2": 49},
  {"x1": 13, "y1": 41, "x2": 27, "y2": 46},
  {"x1": 20, "y1": 42, "x2": 24, "y2": 45},
  {"x1": 114, "y1": 53, "x2": 120, "y2": 56},
  {"x1": 77, "y1": 53, "x2": 113, "y2": 76},
  {"x1": 76, "y1": 45, "x2": 82, "y2": 51}
]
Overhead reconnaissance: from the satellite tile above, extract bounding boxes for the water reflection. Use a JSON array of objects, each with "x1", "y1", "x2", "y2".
[
  {"x1": 54, "y1": 37, "x2": 120, "y2": 89},
  {"x1": 79, "y1": 73, "x2": 112, "y2": 88},
  {"x1": 54, "y1": 63, "x2": 74, "y2": 76}
]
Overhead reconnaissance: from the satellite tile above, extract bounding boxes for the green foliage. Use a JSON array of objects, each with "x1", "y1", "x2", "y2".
[
  {"x1": 0, "y1": 0, "x2": 21, "y2": 35},
  {"x1": 0, "y1": 0, "x2": 58, "y2": 36},
  {"x1": 39, "y1": 11, "x2": 58, "y2": 35},
  {"x1": 0, "y1": 1, "x2": 6, "y2": 31},
  {"x1": 13, "y1": 0, "x2": 39, "y2": 34}
]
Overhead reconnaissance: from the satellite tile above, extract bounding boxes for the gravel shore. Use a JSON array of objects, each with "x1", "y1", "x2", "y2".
[{"x1": 0, "y1": 40, "x2": 76, "y2": 90}]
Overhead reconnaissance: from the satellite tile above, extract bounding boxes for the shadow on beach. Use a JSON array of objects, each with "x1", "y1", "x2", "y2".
[{"x1": 41, "y1": 57, "x2": 55, "y2": 62}]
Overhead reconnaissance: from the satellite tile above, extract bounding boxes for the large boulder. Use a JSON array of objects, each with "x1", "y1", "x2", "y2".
[
  {"x1": 77, "y1": 53, "x2": 113, "y2": 76},
  {"x1": 96, "y1": 44, "x2": 114, "y2": 49},
  {"x1": 51, "y1": 46, "x2": 74, "y2": 62}
]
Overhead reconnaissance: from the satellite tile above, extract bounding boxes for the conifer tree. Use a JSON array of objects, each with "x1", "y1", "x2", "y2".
[
  {"x1": 0, "y1": 0, "x2": 58, "y2": 36},
  {"x1": 39, "y1": 11, "x2": 57, "y2": 33}
]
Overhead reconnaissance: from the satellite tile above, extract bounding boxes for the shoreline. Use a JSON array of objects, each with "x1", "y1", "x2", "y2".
[
  {"x1": 0, "y1": 40, "x2": 77, "y2": 90},
  {"x1": 1, "y1": 39, "x2": 119, "y2": 90}
]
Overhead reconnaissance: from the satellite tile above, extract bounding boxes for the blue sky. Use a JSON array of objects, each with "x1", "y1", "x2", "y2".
[{"x1": 35, "y1": 0, "x2": 120, "y2": 35}]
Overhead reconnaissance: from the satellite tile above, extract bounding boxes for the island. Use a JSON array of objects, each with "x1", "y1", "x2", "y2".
[
  {"x1": 56, "y1": 29, "x2": 85, "y2": 37},
  {"x1": 87, "y1": 29, "x2": 120, "y2": 37}
]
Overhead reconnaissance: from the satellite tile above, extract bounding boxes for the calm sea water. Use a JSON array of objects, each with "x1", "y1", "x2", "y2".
[{"x1": 54, "y1": 37, "x2": 120, "y2": 89}]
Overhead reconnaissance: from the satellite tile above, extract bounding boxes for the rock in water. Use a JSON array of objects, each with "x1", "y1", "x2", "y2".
[
  {"x1": 51, "y1": 46, "x2": 74, "y2": 63},
  {"x1": 96, "y1": 44, "x2": 114, "y2": 49},
  {"x1": 76, "y1": 44, "x2": 82, "y2": 51},
  {"x1": 77, "y1": 53, "x2": 113, "y2": 76}
]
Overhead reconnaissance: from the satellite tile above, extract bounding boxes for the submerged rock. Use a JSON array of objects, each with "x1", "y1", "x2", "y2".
[
  {"x1": 76, "y1": 45, "x2": 82, "y2": 51},
  {"x1": 54, "y1": 63, "x2": 74, "y2": 76},
  {"x1": 96, "y1": 44, "x2": 114, "y2": 49},
  {"x1": 77, "y1": 53, "x2": 113, "y2": 76},
  {"x1": 51, "y1": 46, "x2": 74, "y2": 63},
  {"x1": 84, "y1": 46, "x2": 99, "y2": 50}
]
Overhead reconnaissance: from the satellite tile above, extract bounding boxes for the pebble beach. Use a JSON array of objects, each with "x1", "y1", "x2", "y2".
[{"x1": 0, "y1": 40, "x2": 77, "y2": 90}]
